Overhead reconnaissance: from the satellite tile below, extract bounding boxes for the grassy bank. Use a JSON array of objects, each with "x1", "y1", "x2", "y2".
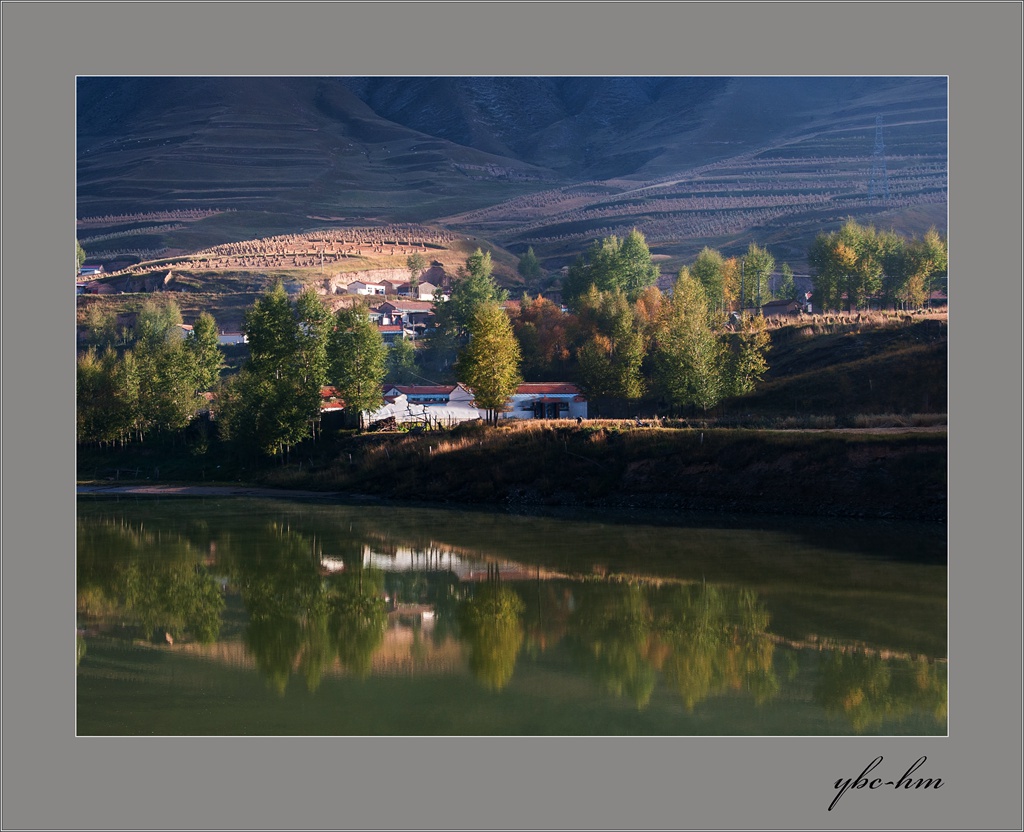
[{"x1": 78, "y1": 421, "x2": 947, "y2": 522}]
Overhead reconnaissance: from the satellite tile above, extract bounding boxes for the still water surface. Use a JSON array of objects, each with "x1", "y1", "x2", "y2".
[{"x1": 76, "y1": 496, "x2": 946, "y2": 735}]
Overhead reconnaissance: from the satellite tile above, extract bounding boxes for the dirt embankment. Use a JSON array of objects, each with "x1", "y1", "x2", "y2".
[
  {"x1": 77, "y1": 426, "x2": 946, "y2": 522},
  {"x1": 245, "y1": 427, "x2": 948, "y2": 522}
]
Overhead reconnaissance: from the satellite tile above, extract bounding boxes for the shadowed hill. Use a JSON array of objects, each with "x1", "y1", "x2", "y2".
[{"x1": 77, "y1": 76, "x2": 947, "y2": 270}]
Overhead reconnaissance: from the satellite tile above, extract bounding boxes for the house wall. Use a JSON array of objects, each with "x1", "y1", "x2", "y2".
[{"x1": 500, "y1": 395, "x2": 587, "y2": 420}]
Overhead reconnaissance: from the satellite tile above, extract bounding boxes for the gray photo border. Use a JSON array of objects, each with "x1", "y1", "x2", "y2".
[{"x1": 2, "y1": 1, "x2": 1022, "y2": 830}]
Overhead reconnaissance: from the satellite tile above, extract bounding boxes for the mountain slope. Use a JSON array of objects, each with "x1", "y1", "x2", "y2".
[{"x1": 76, "y1": 76, "x2": 947, "y2": 266}]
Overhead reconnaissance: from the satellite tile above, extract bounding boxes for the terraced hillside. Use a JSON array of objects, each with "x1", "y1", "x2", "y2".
[{"x1": 77, "y1": 77, "x2": 946, "y2": 273}]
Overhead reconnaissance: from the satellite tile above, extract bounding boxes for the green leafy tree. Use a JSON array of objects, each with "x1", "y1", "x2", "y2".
[
  {"x1": 729, "y1": 313, "x2": 772, "y2": 397},
  {"x1": 562, "y1": 230, "x2": 660, "y2": 307},
  {"x1": 455, "y1": 302, "x2": 522, "y2": 426},
  {"x1": 879, "y1": 227, "x2": 947, "y2": 310},
  {"x1": 618, "y1": 228, "x2": 661, "y2": 298},
  {"x1": 690, "y1": 247, "x2": 727, "y2": 313},
  {"x1": 406, "y1": 252, "x2": 427, "y2": 290},
  {"x1": 435, "y1": 249, "x2": 507, "y2": 340},
  {"x1": 77, "y1": 348, "x2": 117, "y2": 445},
  {"x1": 218, "y1": 282, "x2": 326, "y2": 457},
  {"x1": 133, "y1": 297, "x2": 184, "y2": 349},
  {"x1": 808, "y1": 231, "x2": 843, "y2": 312},
  {"x1": 516, "y1": 246, "x2": 542, "y2": 282},
  {"x1": 776, "y1": 263, "x2": 796, "y2": 301},
  {"x1": 328, "y1": 306, "x2": 388, "y2": 422},
  {"x1": 294, "y1": 291, "x2": 332, "y2": 390},
  {"x1": 742, "y1": 243, "x2": 775, "y2": 311},
  {"x1": 386, "y1": 335, "x2": 418, "y2": 384},
  {"x1": 574, "y1": 287, "x2": 646, "y2": 401},
  {"x1": 76, "y1": 239, "x2": 87, "y2": 272},
  {"x1": 243, "y1": 282, "x2": 299, "y2": 377},
  {"x1": 83, "y1": 303, "x2": 118, "y2": 350},
  {"x1": 184, "y1": 312, "x2": 223, "y2": 393},
  {"x1": 148, "y1": 340, "x2": 205, "y2": 435},
  {"x1": 651, "y1": 271, "x2": 727, "y2": 413},
  {"x1": 809, "y1": 220, "x2": 885, "y2": 312},
  {"x1": 839, "y1": 220, "x2": 883, "y2": 312},
  {"x1": 914, "y1": 227, "x2": 948, "y2": 304}
]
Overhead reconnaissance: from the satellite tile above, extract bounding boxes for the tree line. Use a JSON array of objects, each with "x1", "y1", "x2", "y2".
[
  {"x1": 76, "y1": 222, "x2": 946, "y2": 455},
  {"x1": 809, "y1": 219, "x2": 947, "y2": 312}
]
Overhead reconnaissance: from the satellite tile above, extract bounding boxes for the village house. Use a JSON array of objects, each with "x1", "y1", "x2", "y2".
[
  {"x1": 376, "y1": 323, "x2": 411, "y2": 344},
  {"x1": 376, "y1": 300, "x2": 436, "y2": 334},
  {"x1": 361, "y1": 382, "x2": 588, "y2": 429},
  {"x1": 80, "y1": 280, "x2": 116, "y2": 295},
  {"x1": 217, "y1": 331, "x2": 248, "y2": 345},
  {"x1": 395, "y1": 281, "x2": 438, "y2": 301},
  {"x1": 758, "y1": 299, "x2": 802, "y2": 317},
  {"x1": 364, "y1": 383, "x2": 482, "y2": 429},
  {"x1": 347, "y1": 281, "x2": 387, "y2": 296},
  {"x1": 501, "y1": 383, "x2": 588, "y2": 420}
]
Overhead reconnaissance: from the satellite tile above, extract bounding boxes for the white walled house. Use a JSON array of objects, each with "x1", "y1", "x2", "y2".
[
  {"x1": 500, "y1": 383, "x2": 588, "y2": 420},
  {"x1": 363, "y1": 382, "x2": 586, "y2": 428},
  {"x1": 347, "y1": 281, "x2": 387, "y2": 296},
  {"x1": 364, "y1": 384, "x2": 483, "y2": 428}
]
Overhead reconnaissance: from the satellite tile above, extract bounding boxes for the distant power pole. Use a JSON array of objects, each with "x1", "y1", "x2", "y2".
[{"x1": 869, "y1": 115, "x2": 890, "y2": 201}]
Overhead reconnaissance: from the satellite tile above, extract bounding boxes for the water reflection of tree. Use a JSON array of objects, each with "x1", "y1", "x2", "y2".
[
  {"x1": 657, "y1": 585, "x2": 777, "y2": 711},
  {"x1": 231, "y1": 525, "x2": 387, "y2": 692},
  {"x1": 331, "y1": 567, "x2": 387, "y2": 680},
  {"x1": 568, "y1": 581, "x2": 777, "y2": 711},
  {"x1": 77, "y1": 517, "x2": 224, "y2": 644},
  {"x1": 234, "y1": 526, "x2": 325, "y2": 695},
  {"x1": 814, "y1": 652, "x2": 947, "y2": 733},
  {"x1": 520, "y1": 581, "x2": 574, "y2": 658},
  {"x1": 569, "y1": 582, "x2": 657, "y2": 709},
  {"x1": 458, "y1": 579, "x2": 525, "y2": 691}
]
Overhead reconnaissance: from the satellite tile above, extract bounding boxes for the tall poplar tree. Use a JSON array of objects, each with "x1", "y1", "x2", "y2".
[
  {"x1": 221, "y1": 282, "x2": 327, "y2": 457},
  {"x1": 328, "y1": 306, "x2": 388, "y2": 423},
  {"x1": 574, "y1": 287, "x2": 646, "y2": 401},
  {"x1": 455, "y1": 302, "x2": 522, "y2": 426},
  {"x1": 742, "y1": 243, "x2": 775, "y2": 311},
  {"x1": 690, "y1": 247, "x2": 727, "y2": 313},
  {"x1": 185, "y1": 312, "x2": 223, "y2": 393},
  {"x1": 652, "y1": 271, "x2": 727, "y2": 414},
  {"x1": 435, "y1": 249, "x2": 507, "y2": 341}
]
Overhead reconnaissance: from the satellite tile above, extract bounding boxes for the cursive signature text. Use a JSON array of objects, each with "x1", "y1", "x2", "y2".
[{"x1": 829, "y1": 756, "x2": 943, "y2": 811}]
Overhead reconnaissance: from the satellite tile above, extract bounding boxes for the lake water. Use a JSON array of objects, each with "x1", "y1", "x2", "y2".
[{"x1": 76, "y1": 496, "x2": 947, "y2": 736}]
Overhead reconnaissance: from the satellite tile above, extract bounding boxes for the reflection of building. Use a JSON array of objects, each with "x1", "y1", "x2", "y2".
[{"x1": 317, "y1": 543, "x2": 569, "y2": 584}]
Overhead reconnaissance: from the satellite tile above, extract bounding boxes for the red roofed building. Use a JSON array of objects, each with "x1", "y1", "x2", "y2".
[
  {"x1": 320, "y1": 386, "x2": 346, "y2": 412},
  {"x1": 376, "y1": 324, "x2": 408, "y2": 344}
]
